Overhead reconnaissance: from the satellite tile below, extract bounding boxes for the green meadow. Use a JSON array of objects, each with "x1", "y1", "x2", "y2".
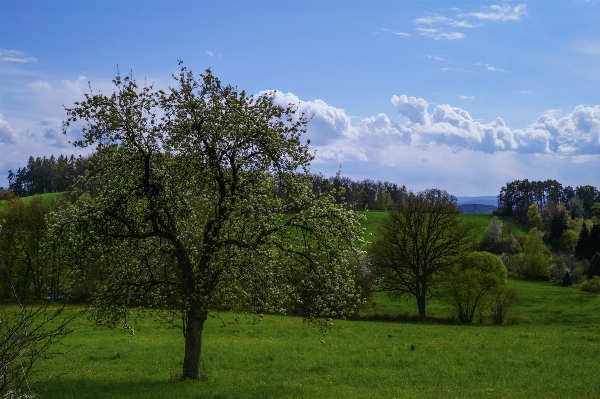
[
  {"x1": 28, "y1": 279, "x2": 600, "y2": 399},
  {"x1": 6, "y1": 204, "x2": 596, "y2": 398}
]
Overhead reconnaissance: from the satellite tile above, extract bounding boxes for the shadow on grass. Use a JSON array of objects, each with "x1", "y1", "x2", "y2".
[
  {"x1": 353, "y1": 313, "x2": 456, "y2": 324},
  {"x1": 40, "y1": 377, "x2": 306, "y2": 399}
]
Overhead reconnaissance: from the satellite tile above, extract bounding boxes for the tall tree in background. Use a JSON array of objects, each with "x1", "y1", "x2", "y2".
[
  {"x1": 55, "y1": 65, "x2": 364, "y2": 380},
  {"x1": 368, "y1": 189, "x2": 475, "y2": 318}
]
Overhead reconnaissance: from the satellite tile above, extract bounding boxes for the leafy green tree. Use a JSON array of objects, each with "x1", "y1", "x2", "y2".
[
  {"x1": 527, "y1": 204, "x2": 543, "y2": 229},
  {"x1": 375, "y1": 186, "x2": 392, "y2": 210},
  {"x1": 523, "y1": 228, "x2": 552, "y2": 280},
  {"x1": 368, "y1": 189, "x2": 474, "y2": 318},
  {"x1": 55, "y1": 66, "x2": 364, "y2": 380},
  {"x1": 559, "y1": 229, "x2": 579, "y2": 253},
  {"x1": 442, "y1": 251, "x2": 507, "y2": 324},
  {"x1": 0, "y1": 197, "x2": 51, "y2": 299}
]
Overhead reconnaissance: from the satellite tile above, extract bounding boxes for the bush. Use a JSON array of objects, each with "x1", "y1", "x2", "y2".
[
  {"x1": 580, "y1": 276, "x2": 600, "y2": 293},
  {"x1": 570, "y1": 261, "x2": 588, "y2": 284}
]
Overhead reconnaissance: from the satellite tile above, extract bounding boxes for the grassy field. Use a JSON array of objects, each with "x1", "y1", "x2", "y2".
[
  {"x1": 25, "y1": 279, "x2": 600, "y2": 399},
  {"x1": 0, "y1": 191, "x2": 70, "y2": 209},
  {"x1": 359, "y1": 211, "x2": 528, "y2": 242}
]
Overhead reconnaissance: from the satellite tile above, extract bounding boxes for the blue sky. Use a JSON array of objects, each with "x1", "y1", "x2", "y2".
[{"x1": 1, "y1": 1, "x2": 599, "y2": 196}]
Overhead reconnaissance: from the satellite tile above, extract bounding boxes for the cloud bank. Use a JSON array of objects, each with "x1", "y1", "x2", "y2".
[{"x1": 267, "y1": 91, "x2": 600, "y2": 161}]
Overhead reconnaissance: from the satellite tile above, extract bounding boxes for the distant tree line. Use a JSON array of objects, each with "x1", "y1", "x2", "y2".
[
  {"x1": 5, "y1": 154, "x2": 92, "y2": 197},
  {"x1": 5, "y1": 156, "x2": 405, "y2": 210},
  {"x1": 495, "y1": 179, "x2": 600, "y2": 222},
  {"x1": 306, "y1": 172, "x2": 406, "y2": 210}
]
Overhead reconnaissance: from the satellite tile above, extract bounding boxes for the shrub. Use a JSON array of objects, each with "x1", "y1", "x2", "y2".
[{"x1": 580, "y1": 276, "x2": 600, "y2": 293}]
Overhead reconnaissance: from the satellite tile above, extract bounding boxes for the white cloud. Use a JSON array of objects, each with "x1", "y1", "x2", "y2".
[
  {"x1": 0, "y1": 114, "x2": 18, "y2": 144},
  {"x1": 0, "y1": 49, "x2": 37, "y2": 63},
  {"x1": 414, "y1": 15, "x2": 480, "y2": 28},
  {"x1": 416, "y1": 28, "x2": 465, "y2": 40},
  {"x1": 206, "y1": 50, "x2": 214, "y2": 57},
  {"x1": 467, "y1": 4, "x2": 528, "y2": 21},
  {"x1": 381, "y1": 28, "x2": 411, "y2": 37},
  {"x1": 514, "y1": 90, "x2": 531, "y2": 94},
  {"x1": 476, "y1": 63, "x2": 507, "y2": 72},
  {"x1": 267, "y1": 91, "x2": 600, "y2": 160},
  {"x1": 460, "y1": 95, "x2": 475, "y2": 100},
  {"x1": 439, "y1": 67, "x2": 466, "y2": 72},
  {"x1": 428, "y1": 55, "x2": 446, "y2": 61},
  {"x1": 27, "y1": 81, "x2": 52, "y2": 90}
]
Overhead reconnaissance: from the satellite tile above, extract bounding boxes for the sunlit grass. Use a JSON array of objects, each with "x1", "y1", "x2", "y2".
[{"x1": 29, "y1": 278, "x2": 600, "y2": 398}]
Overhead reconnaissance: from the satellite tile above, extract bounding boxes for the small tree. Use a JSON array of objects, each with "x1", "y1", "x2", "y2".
[
  {"x1": 490, "y1": 287, "x2": 519, "y2": 324},
  {"x1": 527, "y1": 204, "x2": 543, "y2": 229},
  {"x1": 523, "y1": 228, "x2": 551, "y2": 280},
  {"x1": 369, "y1": 189, "x2": 475, "y2": 318},
  {"x1": 442, "y1": 251, "x2": 506, "y2": 324}
]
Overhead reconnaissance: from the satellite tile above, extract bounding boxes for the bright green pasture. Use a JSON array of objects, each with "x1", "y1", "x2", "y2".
[
  {"x1": 32, "y1": 279, "x2": 600, "y2": 398},
  {"x1": 359, "y1": 212, "x2": 528, "y2": 242}
]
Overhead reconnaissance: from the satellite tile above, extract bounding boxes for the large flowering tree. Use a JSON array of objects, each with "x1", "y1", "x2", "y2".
[{"x1": 53, "y1": 64, "x2": 364, "y2": 380}]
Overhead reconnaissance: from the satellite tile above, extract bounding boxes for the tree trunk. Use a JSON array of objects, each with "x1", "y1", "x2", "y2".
[
  {"x1": 182, "y1": 308, "x2": 207, "y2": 380},
  {"x1": 417, "y1": 282, "x2": 427, "y2": 318},
  {"x1": 416, "y1": 295, "x2": 426, "y2": 319}
]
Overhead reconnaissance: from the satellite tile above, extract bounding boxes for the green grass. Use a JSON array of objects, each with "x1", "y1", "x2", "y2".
[
  {"x1": 24, "y1": 279, "x2": 600, "y2": 398},
  {"x1": 359, "y1": 212, "x2": 528, "y2": 244},
  {"x1": 21, "y1": 191, "x2": 70, "y2": 206}
]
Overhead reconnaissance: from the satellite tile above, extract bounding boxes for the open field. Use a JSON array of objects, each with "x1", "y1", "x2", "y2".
[
  {"x1": 359, "y1": 211, "x2": 528, "y2": 241},
  {"x1": 21, "y1": 279, "x2": 600, "y2": 399}
]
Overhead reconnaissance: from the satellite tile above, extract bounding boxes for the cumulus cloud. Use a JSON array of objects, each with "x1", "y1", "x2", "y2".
[
  {"x1": 467, "y1": 4, "x2": 528, "y2": 21},
  {"x1": 0, "y1": 49, "x2": 37, "y2": 63},
  {"x1": 0, "y1": 114, "x2": 18, "y2": 144},
  {"x1": 266, "y1": 90, "x2": 600, "y2": 161}
]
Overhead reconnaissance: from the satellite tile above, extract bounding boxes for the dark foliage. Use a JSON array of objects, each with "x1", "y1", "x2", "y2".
[{"x1": 6, "y1": 154, "x2": 92, "y2": 197}]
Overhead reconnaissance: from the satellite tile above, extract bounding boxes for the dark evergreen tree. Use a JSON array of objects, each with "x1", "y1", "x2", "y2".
[
  {"x1": 587, "y1": 253, "x2": 600, "y2": 279},
  {"x1": 575, "y1": 226, "x2": 590, "y2": 260},
  {"x1": 562, "y1": 271, "x2": 572, "y2": 287}
]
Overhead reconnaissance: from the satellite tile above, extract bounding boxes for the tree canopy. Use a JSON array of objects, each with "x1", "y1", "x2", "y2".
[{"x1": 53, "y1": 65, "x2": 365, "y2": 380}]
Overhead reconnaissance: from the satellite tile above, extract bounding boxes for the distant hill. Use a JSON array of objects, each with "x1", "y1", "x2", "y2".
[
  {"x1": 458, "y1": 204, "x2": 497, "y2": 214},
  {"x1": 456, "y1": 196, "x2": 497, "y2": 206}
]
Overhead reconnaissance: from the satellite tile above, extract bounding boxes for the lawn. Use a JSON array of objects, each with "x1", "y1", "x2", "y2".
[{"x1": 28, "y1": 279, "x2": 600, "y2": 398}]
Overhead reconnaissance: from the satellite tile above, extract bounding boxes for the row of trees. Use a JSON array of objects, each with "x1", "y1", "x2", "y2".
[
  {"x1": 4, "y1": 159, "x2": 401, "y2": 213},
  {"x1": 308, "y1": 173, "x2": 405, "y2": 210},
  {"x1": 6, "y1": 154, "x2": 91, "y2": 197},
  {"x1": 496, "y1": 179, "x2": 600, "y2": 222}
]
